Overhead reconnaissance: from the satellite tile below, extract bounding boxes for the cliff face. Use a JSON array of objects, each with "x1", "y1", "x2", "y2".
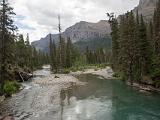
[
  {"x1": 133, "y1": 0, "x2": 157, "y2": 21},
  {"x1": 63, "y1": 20, "x2": 111, "y2": 43},
  {"x1": 31, "y1": 20, "x2": 111, "y2": 51}
]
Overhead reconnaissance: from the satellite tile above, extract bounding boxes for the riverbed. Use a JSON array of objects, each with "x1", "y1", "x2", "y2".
[{"x1": 0, "y1": 66, "x2": 160, "y2": 120}]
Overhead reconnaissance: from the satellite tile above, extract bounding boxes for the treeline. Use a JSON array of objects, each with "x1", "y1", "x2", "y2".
[
  {"x1": 15, "y1": 34, "x2": 49, "y2": 71},
  {"x1": 86, "y1": 46, "x2": 111, "y2": 64},
  {"x1": 110, "y1": 0, "x2": 160, "y2": 87},
  {"x1": 0, "y1": 0, "x2": 48, "y2": 93},
  {"x1": 49, "y1": 34, "x2": 79, "y2": 73}
]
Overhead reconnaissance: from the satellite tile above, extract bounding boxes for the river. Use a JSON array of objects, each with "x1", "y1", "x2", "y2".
[{"x1": 0, "y1": 66, "x2": 160, "y2": 120}]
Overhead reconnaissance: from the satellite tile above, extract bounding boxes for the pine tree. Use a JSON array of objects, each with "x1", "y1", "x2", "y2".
[
  {"x1": 149, "y1": 0, "x2": 160, "y2": 87},
  {"x1": 57, "y1": 15, "x2": 66, "y2": 72},
  {"x1": 86, "y1": 46, "x2": 90, "y2": 64},
  {"x1": 117, "y1": 12, "x2": 137, "y2": 84},
  {"x1": 16, "y1": 34, "x2": 24, "y2": 68},
  {"x1": 153, "y1": 0, "x2": 160, "y2": 57},
  {"x1": 110, "y1": 18, "x2": 119, "y2": 70},
  {"x1": 49, "y1": 34, "x2": 54, "y2": 71},
  {"x1": 52, "y1": 39, "x2": 58, "y2": 73},
  {"x1": 25, "y1": 33, "x2": 32, "y2": 69},
  {"x1": 147, "y1": 21, "x2": 154, "y2": 50},
  {"x1": 0, "y1": 0, "x2": 17, "y2": 84},
  {"x1": 138, "y1": 15, "x2": 151, "y2": 76},
  {"x1": 66, "y1": 38, "x2": 72, "y2": 68},
  {"x1": 49, "y1": 33, "x2": 58, "y2": 73}
]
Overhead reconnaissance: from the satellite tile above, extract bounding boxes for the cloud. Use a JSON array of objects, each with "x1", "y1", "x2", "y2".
[{"x1": 7, "y1": 0, "x2": 139, "y2": 42}]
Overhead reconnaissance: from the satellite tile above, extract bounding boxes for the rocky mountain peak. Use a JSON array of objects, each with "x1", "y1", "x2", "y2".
[{"x1": 134, "y1": 0, "x2": 157, "y2": 21}]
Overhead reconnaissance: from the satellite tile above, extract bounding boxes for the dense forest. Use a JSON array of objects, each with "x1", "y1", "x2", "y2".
[
  {"x1": 0, "y1": 0, "x2": 49, "y2": 96},
  {"x1": 109, "y1": 0, "x2": 160, "y2": 88}
]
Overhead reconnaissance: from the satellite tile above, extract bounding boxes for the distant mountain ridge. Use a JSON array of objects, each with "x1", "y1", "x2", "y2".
[
  {"x1": 31, "y1": 20, "x2": 111, "y2": 52},
  {"x1": 32, "y1": 0, "x2": 158, "y2": 52}
]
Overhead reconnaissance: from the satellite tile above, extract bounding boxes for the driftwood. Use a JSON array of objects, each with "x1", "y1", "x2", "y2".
[
  {"x1": 16, "y1": 71, "x2": 33, "y2": 82},
  {"x1": 18, "y1": 72, "x2": 24, "y2": 82}
]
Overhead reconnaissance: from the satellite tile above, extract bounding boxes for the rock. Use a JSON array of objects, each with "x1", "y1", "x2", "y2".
[
  {"x1": 0, "y1": 115, "x2": 14, "y2": 120},
  {"x1": 133, "y1": 0, "x2": 158, "y2": 21},
  {"x1": 0, "y1": 95, "x2": 5, "y2": 102},
  {"x1": 0, "y1": 116, "x2": 3, "y2": 119},
  {"x1": 54, "y1": 76, "x2": 60, "y2": 78}
]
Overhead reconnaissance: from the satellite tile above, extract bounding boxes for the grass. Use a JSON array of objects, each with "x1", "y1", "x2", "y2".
[
  {"x1": 2, "y1": 80, "x2": 20, "y2": 97},
  {"x1": 63, "y1": 69, "x2": 70, "y2": 74},
  {"x1": 69, "y1": 63, "x2": 110, "y2": 72}
]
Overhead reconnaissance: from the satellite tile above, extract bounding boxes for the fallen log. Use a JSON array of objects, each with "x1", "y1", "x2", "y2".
[{"x1": 15, "y1": 71, "x2": 33, "y2": 82}]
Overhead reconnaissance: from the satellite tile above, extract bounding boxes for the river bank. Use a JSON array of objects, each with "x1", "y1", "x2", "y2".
[
  {"x1": 127, "y1": 82, "x2": 160, "y2": 94},
  {"x1": 70, "y1": 66, "x2": 114, "y2": 79}
]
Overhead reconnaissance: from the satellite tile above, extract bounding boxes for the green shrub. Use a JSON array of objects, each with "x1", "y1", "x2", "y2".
[
  {"x1": 112, "y1": 72, "x2": 125, "y2": 80},
  {"x1": 63, "y1": 69, "x2": 70, "y2": 74},
  {"x1": 71, "y1": 68, "x2": 77, "y2": 72},
  {"x1": 153, "y1": 80, "x2": 160, "y2": 88},
  {"x1": 94, "y1": 68, "x2": 98, "y2": 71},
  {"x1": 3, "y1": 80, "x2": 20, "y2": 97},
  {"x1": 113, "y1": 73, "x2": 119, "y2": 78},
  {"x1": 150, "y1": 57, "x2": 160, "y2": 78}
]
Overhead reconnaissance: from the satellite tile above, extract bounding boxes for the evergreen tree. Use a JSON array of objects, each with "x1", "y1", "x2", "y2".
[
  {"x1": 25, "y1": 33, "x2": 32, "y2": 69},
  {"x1": 49, "y1": 34, "x2": 54, "y2": 71},
  {"x1": 153, "y1": 0, "x2": 160, "y2": 57},
  {"x1": 86, "y1": 46, "x2": 90, "y2": 64},
  {"x1": 0, "y1": 0, "x2": 17, "y2": 84},
  {"x1": 66, "y1": 38, "x2": 72, "y2": 68},
  {"x1": 52, "y1": 39, "x2": 58, "y2": 73},
  {"x1": 138, "y1": 15, "x2": 151, "y2": 76},
  {"x1": 49, "y1": 33, "x2": 58, "y2": 73},
  {"x1": 110, "y1": 18, "x2": 119, "y2": 70},
  {"x1": 57, "y1": 15, "x2": 66, "y2": 71}
]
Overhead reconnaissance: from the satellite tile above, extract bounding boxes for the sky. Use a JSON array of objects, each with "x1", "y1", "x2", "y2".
[{"x1": 8, "y1": 0, "x2": 139, "y2": 42}]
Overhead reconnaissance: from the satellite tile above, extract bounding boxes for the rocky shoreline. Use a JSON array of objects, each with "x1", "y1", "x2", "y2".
[
  {"x1": 127, "y1": 82, "x2": 160, "y2": 94},
  {"x1": 70, "y1": 66, "x2": 114, "y2": 79}
]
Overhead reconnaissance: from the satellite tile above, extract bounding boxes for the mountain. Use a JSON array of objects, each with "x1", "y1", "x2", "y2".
[
  {"x1": 63, "y1": 20, "x2": 111, "y2": 43},
  {"x1": 31, "y1": 20, "x2": 111, "y2": 52},
  {"x1": 32, "y1": 0, "x2": 158, "y2": 52},
  {"x1": 133, "y1": 0, "x2": 157, "y2": 21}
]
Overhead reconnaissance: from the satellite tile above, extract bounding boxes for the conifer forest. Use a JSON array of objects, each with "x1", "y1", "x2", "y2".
[{"x1": 0, "y1": 0, "x2": 160, "y2": 120}]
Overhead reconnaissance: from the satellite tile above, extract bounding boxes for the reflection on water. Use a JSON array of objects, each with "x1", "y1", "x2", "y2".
[
  {"x1": 60, "y1": 83, "x2": 75, "y2": 120},
  {"x1": 59, "y1": 74, "x2": 160, "y2": 120}
]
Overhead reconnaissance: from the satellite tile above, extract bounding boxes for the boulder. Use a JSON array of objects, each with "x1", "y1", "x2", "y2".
[{"x1": 0, "y1": 115, "x2": 14, "y2": 120}]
